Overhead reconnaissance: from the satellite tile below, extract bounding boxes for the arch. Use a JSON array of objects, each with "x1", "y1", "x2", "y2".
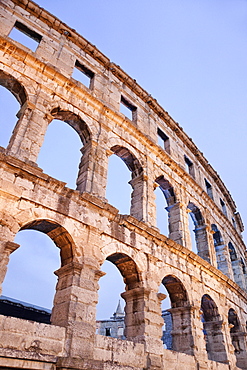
[
  {"x1": 162, "y1": 275, "x2": 188, "y2": 308},
  {"x1": 155, "y1": 176, "x2": 177, "y2": 237},
  {"x1": 228, "y1": 308, "x2": 247, "y2": 368},
  {"x1": 50, "y1": 108, "x2": 91, "y2": 145},
  {"x1": 161, "y1": 275, "x2": 194, "y2": 355},
  {"x1": 0, "y1": 70, "x2": 28, "y2": 150},
  {"x1": 1, "y1": 219, "x2": 78, "y2": 327},
  {"x1": 188, "y1": 202, "x2": 204, "y2": 227},
  {"x1": 110, "y1": 145, "x2": 143, "y2": 179},
  {"x1": 229, "y1": 242, "x2": 238, "y2": 261},
  {"x1": 201, "y1": 294, "x2": 228, "y2": 363},
  {"x1": 228, "y1": 243, "x2": 247, "y2": 290},
  {"x1": 187, "y1": 203, "x2": 210, "y2": 262},
  {"x1": 21, "y1": 219, "x2": 75, "y2": 266},
  {"x1": 0, "y1": 69, "x2": 27, "y2": 106},
  {"x1": 155, "y1": 176, "x2": 176, "y2": 207},
  {"x1": 211, "y1": 224, "x2": 224, "y2": 246},
  {"x1": 40, "y1": 108, "x2": 93, "y2": 192},
  {"x1": 211, "y1": 225, "x2": 233, "y2": 277},
  {"x1": 201, "y1": 294, "x2": 220, "y2": 322},
  {"x1": 108, "y1": 146, "x2": 145, "y2": 220},
  {"x1": 98, "y1": 252, "x2": 144, "y2": 341},
  {"x1": 2, "y1": 229, "x2": 60, "y2": 315},
  {"x1": 106, "y1": 252, "x2": 140, "y2": 290},
  {"x1": 228, "y1": 308, "x2": 240, "y2": 333}
]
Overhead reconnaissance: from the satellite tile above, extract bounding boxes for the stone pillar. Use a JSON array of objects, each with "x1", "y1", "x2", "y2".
[
  {"x1": 76, "y1": 141, "x2": 108, "y2": 198},
  {"x1": 214, "y1": 243, "x2": 232, "y2": 277},
  {"x1": 194, "y1": 225, "x2": 211, "y2": 263},
  {"x1": 0, "y1": 241, "x2": 20, "y2": 294},
  {"x1": 129, "y1": 174, "x2": 146, "y2": 221},
  {"x1": 203, "y1": 320, "x2": 228, "y2": 363},
  {"x1": 122, "y1": 288, "x2": 165, "y2": 370},
  {"x1": 122, "y1": 288, "x2": 165, "y2": 368},
  {"x1": 121, "y1": 287, "x2": 151, "y2": 342},
  {"x1": 168, "y1": 306, "x2": 194, "y2": 355},
  {"x1": 146, "y1": 174, "x2": 159, "y2": 228},
  {"x1": 51, "y1": 259, "x2": 104, "y2": 358},
  {"x1": 7, "y1": 101, "x2": 46, "y2": 163},
  {"x1": 166, "y1": 202, "x2": 191, "y2": 248}
]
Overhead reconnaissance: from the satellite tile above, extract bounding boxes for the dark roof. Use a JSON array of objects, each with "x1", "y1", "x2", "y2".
[{"x1": 0, "y1": 295, "x2": 51, "y2": 324}]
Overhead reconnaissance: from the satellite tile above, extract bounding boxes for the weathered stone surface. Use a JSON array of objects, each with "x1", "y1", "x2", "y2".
[{"x1": 0, "y1": 0, "x2": 246, "y2": 369}]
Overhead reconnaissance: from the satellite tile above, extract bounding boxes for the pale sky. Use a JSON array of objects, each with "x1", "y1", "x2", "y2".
[{"x1": 1, "y1": 0, "x2": 247, "y2": 319}]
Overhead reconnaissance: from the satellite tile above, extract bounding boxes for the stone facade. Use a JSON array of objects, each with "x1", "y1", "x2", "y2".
[
  {"x1": 96, "y1": 301, "x2": 125, "y2": 339},
  {"x1": 0, "y1": 0, "x2": 247, "y2": 369}
]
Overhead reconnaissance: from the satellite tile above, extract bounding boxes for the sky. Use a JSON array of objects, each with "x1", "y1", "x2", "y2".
[{"x1": 1, "y1": 0, "x2": 247, "y2": 319}]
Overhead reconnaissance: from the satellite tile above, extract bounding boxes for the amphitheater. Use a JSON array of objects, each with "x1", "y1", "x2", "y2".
[{"x1": 0, "y1": 0, "x2": 247, "y2": 369}]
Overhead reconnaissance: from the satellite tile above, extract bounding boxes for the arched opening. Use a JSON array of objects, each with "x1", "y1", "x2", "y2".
[
  {"x1": 229, "y1": 242, "x2": 240, "y2": 283},
  {"x1": 228, "y1": 243, "x2": 247, "y2": 290},
  {"x1": 228, "y1": 308, "x2": 247, "y2": 369},
  {"x1": 96, "y1": 260, "x2": 125, "y2": 339},
  {"x1": 106, "y1": 154, "x2": 132, "y2": 214},
  {"x1": 188, "y1": 203, "x2": 210, "y2": 262},
  {"x1": 97, "y1": 252, "x2": 142, "y2": 341},
  {"x1": 1, "y1": 220, "x2": 75, "y2": 326},
  {"x1": 160, "y1": 275, "x2": 194, "y2": 355},
  {"x1": 38, "y1": 109, "x2": 91, "y2": 191},
  {"x1": 1, "y1": 229, "x2": 60, "y2": 322},
  {"x1": 201, "y1": 294, "x2": 228, "y2": 363},
  {"x1": 107, "y1": 146, "x2": 144, "y2": 220},
  {"x1": 212, "y1": 224, "x2": 231, "y2": 275},
  {"x1": 212, "y1": 224, "x2": 224, "y2": 247},
  {"x1": 155, "y1": 176, "x2": 176, "y2": 237},
  {"x1": 188, "y1": 213, "x2": 198, "y2": 254},
  {"x1": 0, "y1": 70, "x2": 27, "y2": 149}
]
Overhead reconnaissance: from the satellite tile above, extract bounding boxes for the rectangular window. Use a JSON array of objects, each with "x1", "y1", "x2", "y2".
[
  {"x1": 9, "y1": 21, "x2": 42, "y2": 52},
  {"x1": 184, "y1": 155, "x2": 195, "y2": 178},
  {"x1": 220, "y1": 198, "x2": 227, "y2": 217},
  {"x1": 120, "y1": 96, "x2": 137, "y2": 122},
  {"x1": 157, "y1": 128, "x2": 170, "y2": 153},
  {"x1": 72, "y1": 60, "x2": 94, "y2": 89},
  {"x1": 105, "y1": 328, "x2": 111, "y2": 336},
  {"x1": 232, "y1": 217, "x2": 236, "y2": 229},
  {"x1": 205, "y1": 179, "x2": 213, "y2": 200}
]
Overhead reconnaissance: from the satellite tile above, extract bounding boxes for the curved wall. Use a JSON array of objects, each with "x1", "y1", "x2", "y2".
[{"x1": 0, "y1": 1, "x2": 246, "y2": 369}]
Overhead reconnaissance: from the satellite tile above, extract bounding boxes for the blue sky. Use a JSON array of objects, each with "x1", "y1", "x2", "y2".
[{"x1": 1, "y1": 0, "x2": 247, "y2": 319}]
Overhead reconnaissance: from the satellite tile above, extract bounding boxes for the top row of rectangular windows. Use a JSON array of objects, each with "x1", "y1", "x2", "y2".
[{"x1": 8, "y1": 21, "x2": 138, "y2": 122}]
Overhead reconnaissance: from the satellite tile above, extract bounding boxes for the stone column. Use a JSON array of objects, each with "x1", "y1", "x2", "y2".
[
  {"x1": 168, "y1": 306, "x2": 195, "y2": 355},
  {"x1": 51, "y1": 259, "x2": 104, "y2": 359},
  {"x1": 232, "y1": 259, "x2": 246, "y2": 290},
  {"x1": 121, "y1": 287, "x2": 152, "y2": 342},
  {"x1": 214, "y1": 243, "x2": 232, "y2": 277},
  {"x1": 146, "y1": 173, "x2": 159, "y2": 228},
  {"x1": 76, "y1": 141, "x2": 108, "y2": 199},
  {"x1": 7, "y1": 101, "x2": 46, "y2": 163},
  {"x1": 129, "y1": 174, "x2": 146, "y2": 221},
  {"x1": 203, "y1": 320, "x2": 228, "y2": 363},
  {"x1": 122, "y1": 288, "x2": 165, "y2": 369},
  {"x1": 166, "y1": 202, "x2": 191, "y2": 248},
  {"x1": 0, "y1": 241, "x2": 20, "y2": 295}
]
